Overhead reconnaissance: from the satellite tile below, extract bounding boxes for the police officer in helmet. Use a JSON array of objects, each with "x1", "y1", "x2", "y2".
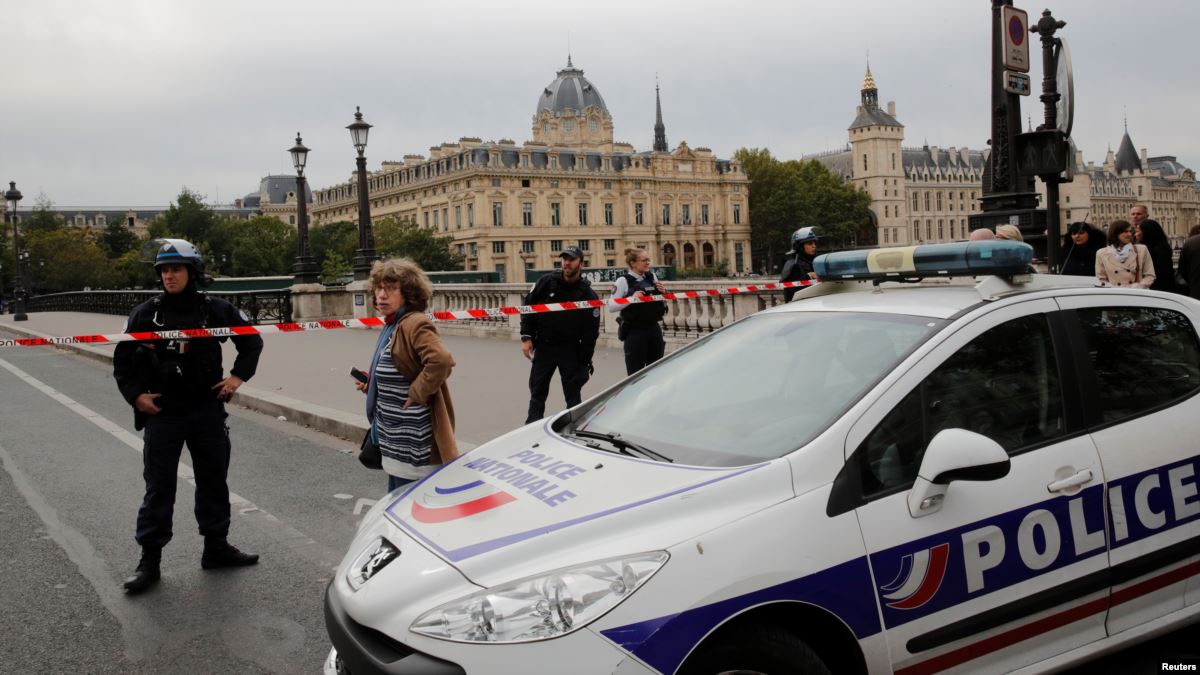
[
  {"x1": 520, "y1": 246, "x2": 600, "y2": 423},
  {"x1": 781, "y1": 227, "x2": 820, "y2": 302},
  {"x1": 113, "y1": 239, "x2": 264, "y2": 594}
]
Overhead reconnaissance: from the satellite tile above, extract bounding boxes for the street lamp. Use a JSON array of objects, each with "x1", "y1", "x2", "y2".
[
  {"x1": 347, "y1": 107, "x2": 377, "y2": 280},
  {"x1": 5, "y1": 181, "x2": 26, "y2": 321},
  {"x1": 289, "y1": 132, "x2": 319, "y2": 284}
]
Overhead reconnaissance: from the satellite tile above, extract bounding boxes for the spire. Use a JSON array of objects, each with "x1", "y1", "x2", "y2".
[
  {"x1": 1114, "y1": 121, "x2": 1140, "y2": 174},
  {"x1": 653, "y1": 77, "x2": 668, "y2": 152},
  {"x1": 567, "y1": 53, "x2": 573, "y2": 68},
  {"x1": 860, "y1": 61, "x2": 878, "y2": 110}
]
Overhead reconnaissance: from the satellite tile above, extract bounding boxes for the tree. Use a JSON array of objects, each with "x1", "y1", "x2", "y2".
[
  {"x1": 99, "y1": 220, "x2": 140, "y2": 258},
  {"x1": 223, "y1": 216, "x2": 297, "y2": 277},
  {"x1": 373, "y1": 216, "x2": 464, "y2": 271},
  {"x1": 147, "y1": 188, "x2": 235, "y2": 266},
  {"x1": 309, "y1": 220, "x2": 358, "y2": 268},
  {"x1": 23, "y1": 228, "x2": 116, "y2": 292},
  {"x1": 320, "y1": 252, "x2": 353, "y2": 285},
  {"x1": 22, "y1": 193, "x2": 64, "y2": 234}
]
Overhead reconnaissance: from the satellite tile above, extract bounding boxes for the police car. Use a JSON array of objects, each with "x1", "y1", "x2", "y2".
[{"x1": 325, "y1": 241, "x2": 1200, "y2": 675}]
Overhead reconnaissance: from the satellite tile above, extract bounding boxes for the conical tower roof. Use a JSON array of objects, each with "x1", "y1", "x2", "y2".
[{"x1": 1114, "y1": 124, "x2": 1140, "y2": 173}]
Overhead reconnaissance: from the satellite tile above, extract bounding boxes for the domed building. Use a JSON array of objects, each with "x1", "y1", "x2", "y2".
[{"x1": 310, "y1": 59, "x2": 751, "y2": 281}]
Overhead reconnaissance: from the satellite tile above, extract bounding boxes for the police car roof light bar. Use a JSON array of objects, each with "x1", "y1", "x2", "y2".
[{"x1": 814, "y1": 241, "x2": 1033, "y2": 282}]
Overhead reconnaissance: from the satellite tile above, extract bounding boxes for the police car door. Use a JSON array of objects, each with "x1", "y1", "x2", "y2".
[
  {"x1": 831, "y1": 300, "x2": 1110, "y2": 673},
  {"x1": 1054, "y1": 294, "x2": 1200, "y2": 634}
]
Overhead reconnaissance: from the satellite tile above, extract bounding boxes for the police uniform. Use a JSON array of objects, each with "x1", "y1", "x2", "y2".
[
  {"x1": 613, "y1": 271, "x2": 667, "y2": 375},
  {"x1": 781, "y1": 227, "x2": 820, "y2": 302},
  {"x1": 112, "y1": 239, "x2": 263, "y2": 593},
  {"x1": 520, "y1": 253, "x2": 600, "y2": 423}
]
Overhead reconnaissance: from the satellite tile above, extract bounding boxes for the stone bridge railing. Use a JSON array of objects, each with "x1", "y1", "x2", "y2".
[{"x1": 25, "y1": 289, "x2": 294, "y2": 324}]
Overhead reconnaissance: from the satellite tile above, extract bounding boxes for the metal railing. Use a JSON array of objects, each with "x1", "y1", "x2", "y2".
[{"x1": 25, "y1": 290, "x2": 293, "y2": 324}]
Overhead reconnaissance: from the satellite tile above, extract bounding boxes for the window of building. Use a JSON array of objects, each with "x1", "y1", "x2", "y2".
[
  {"x1": 604, "y1": 203, "x2": 614, "y2": 226},
  {"x1": 491, "y1": 178, "x2": 501, "y2": 188},
  {"x1": 701, "y1": 204, "x2": 709, "y2": 225},
  {"x1": 457, "y1": 244, "x2": 465, "y2": 257},
  {"x1": 469, "y1": 242, "x2": 478, "y2": 256},
  {"x1": 551, "y1": 240, "x2": 563, "y2": 252},
  {"x1": 634, "y1": 181, "x2": 643, "y2": 189},
  {"x1": 635, "y1": 203, "x2": 644, "y2": 225},
  {"x1": 855, "y1": 313, "x2": 1064, "y2": 495},
  {"x1": 578, "y1": 239, "x2": 590, "y2": 251},
  {"x1": 549, "y1": 180, "x2": 559, "y2": 188},
  {"x1": 682, "y1": 204, "x2": 691, "y2": 225},
  {"x1": 603, "y1": 181, "x2": 612, "y2": 190},
  {"x1": 892, "y1": 153, "x2": 896, "y2": 170},
  {"x1": 522, "y1": 240, "x2": 535, "y2": 253},
  {"x1": 433, "y1": 210, "x2": 439, "y2": 228},
  {"x1": 492, "y1": 241, "x2": 505, "y2": 254},
  {"x1": 589, "y1": 118, "x2": 599, "y2": 132},
  {"x1": 1075, "y1": 307, "x2": 1200, "y2": 424},
  {"x1": 564, "y1": 120, "x2": 575, "y2": 132},
  {"x1": 937, "y1": 219, "x2": 944, "y2": 239},
  {"x1": 522, "y1": 202, "x2": 533, "y2": 226},
  {"x1": 733, "y1": 204, "x2": 741, "y2": 225},
  {"x1": 733, "y1": 185, "x2": 741, "y2": 192},
  {"x1": 492, "y1": 202, "x2": 503, "y2": 226},
  {"x1": 467, "y1": 204, "x2": 474, "y2": 227},
  {"x1": 925, "y1": 192, "x2": 931, "y2": 211},
  {"x1": 884, "y1": 205, "x2": 889, "y2": 218},
  {"x1": 455, "y1": 206, "x2": 462, "y2": 228},
  {"x1": 578, "y1": 202, "x2": 588, "y2": 226},
  {"x1": 604, "y1": 238, "x2": 615, "y2": 250},
  {"x1": 913, "y1": 223, "x2": 920, "y2": 241},
  {"x1": 521, "y1": 178, "x2": 530, "y2": 187},
  {"x1": 926, "y1": 220, "x2": 932, "y2": 240},
  {"x1": 662, "y1": 204, "x2": 671, "y2": 225},
  {"x1": 577, "y1": 180, "x2": 586, "y2": 190},
  {"x1": 424, "y1": 211, "x2": 430, "y2": 228},
  {"x1": 551, "y1": 202, "x2": 561, "y2": 226},
  {"x1": 937, "y1": 192, "x2": 943, "y2": 210},
  {"x1": 912, "y1": 193, "x2": 919, "y2": 212},
  {"x1": 289, "y1": 215, "x2": 296, "y2": 225},
  {"x1": 734, "y1": 242, "x2": 744, "y2": 273},
  {"x1": 862, "y1": 154, "x2": 868, "y2": 171}
]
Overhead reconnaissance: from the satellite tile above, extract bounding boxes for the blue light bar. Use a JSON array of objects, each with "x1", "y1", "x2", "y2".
[{"x1": 814, "y1": 241, "x2": 1033, "y2": 281}]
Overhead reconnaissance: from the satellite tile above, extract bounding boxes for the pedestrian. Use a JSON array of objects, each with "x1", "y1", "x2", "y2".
[
  {"x1": 520, "y1": 246, "x2": 600, "y2": 423},
  {"x1": 1095, "y1": 220, "x2": 1155, "y2": 288},
  {"x1": 355, "y1": 258, "x2": 458, "y2": 494},
  {"x1": 1059, "y1": 222, "x2": 1105, "y2": 277},
  {"x1": 1134, "y1": 219, "x2": 1179, "y2": 293},
  {"x1": 608, "y1": 247, "x2": 667, "y2": 375},
  {"x1": 1129, "y1": 203, "x2": 1150, "y2": 232},
  {"x1": 781, "y1": 227, "x2": 819, "y2": 302},
  {"x1": 112, "y1": 239, "x2": 264, "y2": 595},
  {"x1": 1178, "y1": 224, "x2": 1200, "y2": 300},
  {"x1": 995, "y1": 224, "x2": 1024, "y2": 242}
]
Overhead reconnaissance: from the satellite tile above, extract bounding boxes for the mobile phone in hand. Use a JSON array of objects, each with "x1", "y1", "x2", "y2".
[{"x1": 350, "y1": 367, "x2": 369, "y2": 384}]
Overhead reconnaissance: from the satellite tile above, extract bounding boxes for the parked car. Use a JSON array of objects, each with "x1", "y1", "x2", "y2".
[{"x1": 325, "y1": 241, "x2": 1200, "y2": 675}]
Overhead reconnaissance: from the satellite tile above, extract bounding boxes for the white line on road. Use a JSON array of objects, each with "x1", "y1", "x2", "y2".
[{"x1": 0, "y1": 357, "x2": 345, "y2": 570}]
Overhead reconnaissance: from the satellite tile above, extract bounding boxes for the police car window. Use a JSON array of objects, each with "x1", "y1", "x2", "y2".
[
  {"x1": 859, "y1": 314, "x2": 1064, "y2": 494},
  {"x1": 1074, "y1": 307, "x2": 1200, "y2": 424},
  {"x1": 567, "y1": 312, "x2": 940, "y2": 467}
]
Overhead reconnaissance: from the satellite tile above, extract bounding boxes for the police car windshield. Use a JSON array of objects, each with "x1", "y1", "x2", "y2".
[{"x1": 569, "y1": 312, "x2": 942, "y2": 467}]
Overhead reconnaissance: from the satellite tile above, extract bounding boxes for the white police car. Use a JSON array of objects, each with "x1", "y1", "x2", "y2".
[{"x1": 325, "y1": 241, "x2": 1200, "y2": 674}]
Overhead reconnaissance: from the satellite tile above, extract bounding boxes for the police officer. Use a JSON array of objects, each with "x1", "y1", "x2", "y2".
[
  {"x1": 607, "y1": 247, "x2": 667, "y2": 375},
  {"x1": 781, "y1": 227, "x2": 820, "y2": 302},
  {"x1": 113, "y1": 239, "x2": 264, "y2": 594},
  {"x1": 521, "y1": 246, "x2": 600, "y2": 423}
]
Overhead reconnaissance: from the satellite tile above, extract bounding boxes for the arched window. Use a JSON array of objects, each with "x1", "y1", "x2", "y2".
[{"x1": 683, "y1": 242, "x2": 697, "y2": 268}]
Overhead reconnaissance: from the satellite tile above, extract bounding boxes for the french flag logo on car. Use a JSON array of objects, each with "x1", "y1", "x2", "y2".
[
  {"x1": 879, "y1": 542, "x2": 950, "y2": 610},
  {"x1": 410, "y1": 480, "x2": 516, "y2": 524}
]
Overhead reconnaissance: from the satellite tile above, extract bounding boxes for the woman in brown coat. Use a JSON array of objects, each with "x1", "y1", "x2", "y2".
[
  {"x1": 356, "y1": 258, "x2": 458, "y2": 493},
  {"x1": 1095, "y1": 220, "x2": 1155, "y2": 289}
]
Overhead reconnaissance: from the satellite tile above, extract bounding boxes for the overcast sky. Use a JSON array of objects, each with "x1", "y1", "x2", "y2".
[{"x1": 3, "y1": 0, "x2": 1195, "y2": 208}]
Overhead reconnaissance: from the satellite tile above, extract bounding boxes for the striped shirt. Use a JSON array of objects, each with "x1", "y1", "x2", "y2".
[{"x1": 373, "y1": 348, "x2": 434, "y2": 480}]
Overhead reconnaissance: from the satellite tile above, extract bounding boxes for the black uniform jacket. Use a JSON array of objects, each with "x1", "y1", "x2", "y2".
[
  {"x1": 113, "y1": 291, "x2": 264, "y2": 429},
  {"x1": 519, "y1": 272, "x2": 600, "y2": 356}
]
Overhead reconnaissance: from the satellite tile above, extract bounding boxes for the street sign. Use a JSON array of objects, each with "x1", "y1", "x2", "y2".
[
  {"x1": 1004, "y1": 70, "x2": 1031, "y2": 96},
  {"x1": 1015, "y1": 130, "x2": 1069, "y2": 177},
  {"x1": 1002, "y1": 6, "x2": 1031, "y2": 73},
  {"x1": 1054, "y1": 38, "x2": 1074, "y2": 136}
]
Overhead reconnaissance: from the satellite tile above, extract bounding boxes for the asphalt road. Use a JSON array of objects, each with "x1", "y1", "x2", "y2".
[{"x1": 0, "y1": 340, "x2": 1194, "y2": 674}]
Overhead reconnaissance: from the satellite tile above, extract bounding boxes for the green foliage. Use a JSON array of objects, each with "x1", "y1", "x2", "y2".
[
  {"x1": 310, "y1": 221, "x2": 358, "y2": 268},
  {"x1": 734, "y1": 147, "x2": 873, "y2": 271},
  {"x1": 111, "y1": 249, "x2": 154, "y2": 289},
  {"x1": 22, "y1": 194, "x2": 64, "y2": 234},
  {"x1": 374, "y1": 216, "x2": 464, "y2": 272},
  {"x1": 99, "y1": 221, "x2": 140, "y2": 258},
  {"x1": 320, "y1": 252, "x2": 353, "y2": 285},
  {"x1": 221, "y1": 216, "x2": 297, "y2": 277},
  {"x1": 676, "y1": 266, "x2": 728, "y2": 280},
  {"x1": 23, "y1": 228, "x2": 116, "y2": 292}
]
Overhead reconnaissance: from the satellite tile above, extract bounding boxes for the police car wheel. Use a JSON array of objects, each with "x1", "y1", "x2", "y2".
[{"x1": 679, "y1": 624, "x2": 830, "y2": 675}]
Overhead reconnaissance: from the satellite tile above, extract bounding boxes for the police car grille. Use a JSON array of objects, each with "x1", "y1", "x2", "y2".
[{"x1": 347, "y1": 616, "x2": 415, "y2": 662}]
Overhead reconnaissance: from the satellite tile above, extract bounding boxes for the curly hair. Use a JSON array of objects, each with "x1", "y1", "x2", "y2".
[{"x1": 367, "y1": 258, "x2": 433, "y2": 312}]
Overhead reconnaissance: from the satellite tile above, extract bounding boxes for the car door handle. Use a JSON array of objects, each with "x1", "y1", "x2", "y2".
[{"x1": 1047, "y1": 469, "x2": 1094, "y2": 494}]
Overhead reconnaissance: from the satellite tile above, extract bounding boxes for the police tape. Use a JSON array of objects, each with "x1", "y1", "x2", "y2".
[{"x1": 0, "y1": 278, "x2": 819, "y2": 348}]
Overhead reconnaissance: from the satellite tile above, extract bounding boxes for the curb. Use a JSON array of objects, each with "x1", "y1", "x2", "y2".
[{"x1": 0, "y1": 321, "x2": 374, "y2": 444}]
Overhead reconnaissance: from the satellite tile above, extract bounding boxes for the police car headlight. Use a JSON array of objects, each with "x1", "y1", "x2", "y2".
[{"x1": 410, "y1": 552, "x2": 668, "y2": 643}]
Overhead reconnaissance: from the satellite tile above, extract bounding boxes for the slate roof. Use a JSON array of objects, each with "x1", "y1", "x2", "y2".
[{"x1": 537, "y1": 60, "x2": 610, "y2": 118}]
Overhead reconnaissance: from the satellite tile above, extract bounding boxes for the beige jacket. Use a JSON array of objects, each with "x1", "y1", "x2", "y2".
[
  {"x1": 389, "y1": 311, "x2": 458, "y2": 465},
  {"x1": 1095, "y1": 245, "x2": 1155, "y2": 288}
]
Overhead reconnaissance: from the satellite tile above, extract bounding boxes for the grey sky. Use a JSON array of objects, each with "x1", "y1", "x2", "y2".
[{"x1": 3, "y1": 0, "x2": 1195, "y2": 208}]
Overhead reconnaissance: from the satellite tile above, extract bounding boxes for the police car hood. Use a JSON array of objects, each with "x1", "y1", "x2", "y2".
[{"x1": 381, "y1": 424, "x2": 793, "y2": 586}]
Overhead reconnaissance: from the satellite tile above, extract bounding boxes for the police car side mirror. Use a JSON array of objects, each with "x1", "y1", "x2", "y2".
[{"x1": 907, "y1": 429, "x2": 1011, "y2": 518}]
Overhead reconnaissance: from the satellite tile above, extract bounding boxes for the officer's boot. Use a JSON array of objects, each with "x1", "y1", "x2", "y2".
[
  {"x1": 201, "y1": 536, "x2": 259, "y2": 569},
  {"x1": 123, "y1": 547, "x2": 162, "y2": 594}
]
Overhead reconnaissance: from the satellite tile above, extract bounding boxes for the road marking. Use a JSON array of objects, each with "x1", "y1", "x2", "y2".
[
  {"x1": 353, "y1": 498, "x2": 378, "y2": 515},
  {"x1": 0, "y1": 357, "x2": 345, "y2": 573}
]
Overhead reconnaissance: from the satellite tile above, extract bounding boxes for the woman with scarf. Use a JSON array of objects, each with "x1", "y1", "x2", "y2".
[
  {"x1": 355, "y1": 258, "x2": 458, "y2": 493},
  {"x1": 1095, "y1": 220, "x2": 1155, "y2": 288}
]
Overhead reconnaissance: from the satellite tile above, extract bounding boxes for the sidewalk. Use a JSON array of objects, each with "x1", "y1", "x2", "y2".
[{"x1": 0, "y1": 312, "x2": 630, "y2": 449}]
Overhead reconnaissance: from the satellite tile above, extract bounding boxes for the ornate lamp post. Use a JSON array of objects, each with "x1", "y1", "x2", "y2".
[
  {"x1": 289, "y1": 133, "x2": 319, "y2": 284},
  {"x1": 347, "y1": 107, "x2": 377, "y2": 280},
  {"x1": 5, "y1": 181, "x2": 26, "y2": 321}
]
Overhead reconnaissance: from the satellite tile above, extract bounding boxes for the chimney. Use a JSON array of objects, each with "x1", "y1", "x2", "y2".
[{"x1": 887, "y1": 100, "x2": 896, "y2": 116}]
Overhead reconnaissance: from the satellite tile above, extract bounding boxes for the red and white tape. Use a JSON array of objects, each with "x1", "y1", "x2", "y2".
[{"x1": 0, "y1": 279, "x2": 818, "y2": 348}]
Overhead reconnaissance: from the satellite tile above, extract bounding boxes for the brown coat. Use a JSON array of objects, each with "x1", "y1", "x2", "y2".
[
  {"x1": 1095, "y1": 244, "x2": 1155, "y2": 289},
  {"x1": 389, "y1": 312, "x2": 458, "y2": 465}
]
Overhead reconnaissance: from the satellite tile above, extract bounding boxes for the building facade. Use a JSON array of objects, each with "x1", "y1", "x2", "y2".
[{"x1": 309, "y1": 59, "x2": 752, "y2": 281}]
